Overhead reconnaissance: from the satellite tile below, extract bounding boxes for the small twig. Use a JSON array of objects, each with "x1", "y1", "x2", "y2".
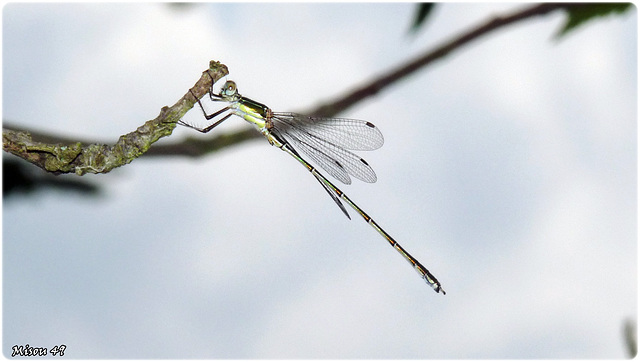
[{"x1": 2, "y1": 60, "x2": 228, "y2": 175}]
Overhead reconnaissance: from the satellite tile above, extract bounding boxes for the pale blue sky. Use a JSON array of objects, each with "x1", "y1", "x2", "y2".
[{"x1": 3, "y1": 3, "x2": 637, "y2": 358}]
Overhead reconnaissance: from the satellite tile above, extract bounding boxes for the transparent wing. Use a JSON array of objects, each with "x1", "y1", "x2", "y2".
[
  {"x1": 276, "y1": 127, "x2": 352, "y2": 184},
  {"x1": 272, "y1": 112, "x2": 384, "y2": 151},
  {"x1": 271, "y1": 113, "x2": 380, "y2": 184}
]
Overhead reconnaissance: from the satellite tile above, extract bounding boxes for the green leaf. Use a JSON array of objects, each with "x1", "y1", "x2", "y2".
[
  {"x1": 557, "y1": 3, "x2": 633, "y2": 38},
  {"x1": 409, "y1": 3, "x2": 435, "y2": 34}
]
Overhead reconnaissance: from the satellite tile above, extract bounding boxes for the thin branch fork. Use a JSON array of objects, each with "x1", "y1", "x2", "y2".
[{"x1": 2, "y1": 60, "x2": 228, "y2": 175}]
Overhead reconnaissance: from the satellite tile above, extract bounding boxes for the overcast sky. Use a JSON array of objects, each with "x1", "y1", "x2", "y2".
[{"x1": 3, "y1": 2, "x2": 637, "y2": 359}]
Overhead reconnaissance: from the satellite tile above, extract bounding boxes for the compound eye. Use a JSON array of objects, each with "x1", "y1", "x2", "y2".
[{"x1": 223, "y1": 81, "x2": 237, "y2": 96}]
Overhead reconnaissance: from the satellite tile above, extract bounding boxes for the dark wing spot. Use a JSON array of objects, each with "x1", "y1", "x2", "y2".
[
  {"x1": 360, "y1": 158, "x2": 370, "y2": 166},
  {"x1": 365, "y1": 122, "x2": 376, "y2": 128}
]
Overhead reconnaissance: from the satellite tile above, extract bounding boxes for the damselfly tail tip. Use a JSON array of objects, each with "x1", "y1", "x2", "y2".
[
  {"x1": 432, "y1": 284, "x2": 445, "y2": 295},
  {"x1": 424, "y1": 276, "x2": 445, "y2": 295}
]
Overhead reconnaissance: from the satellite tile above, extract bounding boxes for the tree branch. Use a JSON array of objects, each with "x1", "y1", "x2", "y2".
[
  {"x1": 3, "y1": 3, "x2": 571, "y2": 164},
  {"x1": 2, "y1": 60, "x2": 228, "y2": 174}
]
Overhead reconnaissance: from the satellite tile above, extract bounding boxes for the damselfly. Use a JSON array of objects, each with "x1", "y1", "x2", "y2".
[{"x1": 179, "y1": 76, "x2": 445, "y2": 294}]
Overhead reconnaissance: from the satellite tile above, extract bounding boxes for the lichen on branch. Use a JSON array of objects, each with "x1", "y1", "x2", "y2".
[{"x1": 2, "y1": 60, "x2": 228, "y2": 175}]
